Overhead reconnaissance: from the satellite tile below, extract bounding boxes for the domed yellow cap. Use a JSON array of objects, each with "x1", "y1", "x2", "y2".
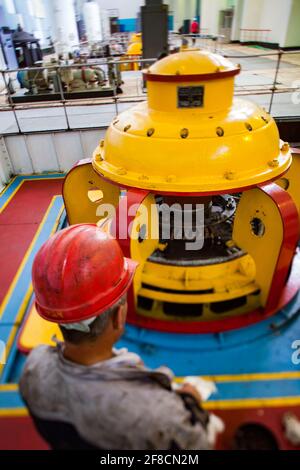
[
  {"x1": 144, "y1": 50, "x2": 239, "y2": 81},
  {"x1": 129, "y1": 32, "x2": 142, "y2": 44},
  {"x1": 93, "y1": 51, "x2": 291, "y2": 194},
  {"x1": 144, "y1": 51, "x2": 239, "y2": 114},
  {"x1": 126, "y1": 41, "x2": 142, "y2": 56}
]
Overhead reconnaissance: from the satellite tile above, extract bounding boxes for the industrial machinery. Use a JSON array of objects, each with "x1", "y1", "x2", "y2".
[
  {"x1": 12, "y1": 27, "x2": 42, "y2": 68},
  {"x1": 12, "y1": 60, "x2": 119, "y2": 103},
  {"x1": 120, "y1": 32, "x2": 143, "y2": 71},
  {"x1": 0, "y1": 27, "x2": 18, "y2": 69},
  {"x1": 121, "y1": 0, "x2": 169, "y2": 71},
  {"x1": 0, "y1": 26, "x2": 42, "y2": 69},
  {"x1": 59, "y1": 51, "x2": 300, "y2": 448},
  {"x1": 56, "y1": 63, "x2": 106, "y2": 93},
  {"x1": 141, "y1": 0, "x2": 169, "y2": 62}
]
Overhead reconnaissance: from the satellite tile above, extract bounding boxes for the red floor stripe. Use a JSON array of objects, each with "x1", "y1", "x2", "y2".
[
  {"x1": 0, "y1": 417, "x2": 48, "y2": 450},
  {"x1": 0, "y1": 179, "x2": 63, "y2": 303}
]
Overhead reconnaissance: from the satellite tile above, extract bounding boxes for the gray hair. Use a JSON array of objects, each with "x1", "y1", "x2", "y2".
[{"x1": 59, "y1": 294, "x2": 127, "y2": 345}]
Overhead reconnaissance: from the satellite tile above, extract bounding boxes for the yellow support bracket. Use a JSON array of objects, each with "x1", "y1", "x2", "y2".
[{"x1": 63, "y1": 158, "x2": 120, "y2": 225}]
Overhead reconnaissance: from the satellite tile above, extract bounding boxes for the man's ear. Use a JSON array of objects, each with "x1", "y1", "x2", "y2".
[{"x1": 112, "y1": 305, "x2": 125, "y2": 331}]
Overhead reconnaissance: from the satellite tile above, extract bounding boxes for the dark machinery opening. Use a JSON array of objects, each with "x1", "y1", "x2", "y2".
[
  {"x1": 152, "y1": 194, "x2": 244, "y2": 265},
  {"x1": 232, "y1": 423, "x2": 279, "y2": 450},
  {"x1": 137, "y1": 295, "x2": 154, "y2": 311},
  {"x1": 210, "y1": 296, "x2": 247, "y2": 314},
  {"x1": 141, "y1": 283, "x2": 214, "y2": 295},
  {"x1": 163, "y1": 302, "x2": 203, "y2": 317}
]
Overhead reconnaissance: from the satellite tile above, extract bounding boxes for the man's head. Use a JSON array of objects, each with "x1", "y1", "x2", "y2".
[
  {"x1": 59, "y1": 294, "x2": 128, "y2": 346},
  {"x1": 32, "y1": 224, "x2": 137, "y2": 353}
]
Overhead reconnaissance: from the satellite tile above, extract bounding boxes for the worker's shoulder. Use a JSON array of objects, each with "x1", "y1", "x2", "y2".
[
  {"x1": 27, "y1": 344, "x2": 58, "y2": 361},
  {"x1": 21, "y1": 344, "x2": 59, "y2": 375},
  {"x1": 19, "y1": 345, "x2": 59, "y2": 399}
]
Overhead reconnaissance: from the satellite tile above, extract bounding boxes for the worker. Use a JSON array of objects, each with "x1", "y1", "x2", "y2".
[
  {"x1": 19, "y1": 224, "x2": 214, "y2": 450},
  {"x1": 191, "y1": 17, "x2": 199, "y2": 34},
  {"x1": 190, "y1": 17, "x2": 199, "y2": 45}
]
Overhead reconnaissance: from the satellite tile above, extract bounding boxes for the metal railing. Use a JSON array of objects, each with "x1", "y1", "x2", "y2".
[
  {"x1": 0, "y1": 57, "x2": 156, "y2": 133},
  {"x1": 0, "y1": 46, "x2": 299, "y2": 134},
  {"x1": 239, "y1": 28, "x2": 271, "y2": 43},
  {"x1": 222, "y1": 49, "x2": 300, "y2": 112}
]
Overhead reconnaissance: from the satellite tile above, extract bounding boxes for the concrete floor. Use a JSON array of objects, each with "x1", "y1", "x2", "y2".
[{"x1": 0, "y1": 43, "x2": 299, "y2": 134}]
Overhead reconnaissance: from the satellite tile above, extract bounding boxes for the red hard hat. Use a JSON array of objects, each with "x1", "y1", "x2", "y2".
[{"x1": 32, "y1": 224, "x2": 138, "y2": 323}]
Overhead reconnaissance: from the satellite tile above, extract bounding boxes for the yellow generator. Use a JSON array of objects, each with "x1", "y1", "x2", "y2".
[
  {"x1": 63, "y1": 51, "x2": 300, "y2": 449},
  {"x1": 120, "y1": 32, "x2": 142, "y2": 71}
]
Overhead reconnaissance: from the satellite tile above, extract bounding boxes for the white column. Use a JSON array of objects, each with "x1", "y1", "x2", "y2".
[
  {"x1": 240, "y1": 0, "x2": 292, "y2": 45},
  {"x1": 51, "y1": 0, "x2": 80, "y2": 55},
  {"x1": 200, "y1": 0, "x2": 227, "y2": 35},
  {"x1": 259, "y1": 0, "x2": 292, "y2": 46},
  {"x1": 83, "y1": 1, "x2": 103, "y2": 43},
  {"x1": 282, "y1": 0, "x2": 300, "y2": 47},
  {"x1": 185, "y1": 0, "x2": 196, "y2": 21},
  {"x1": 230, "y1": 0, "x2": 244, "y2": 41},
  {"x1": 169, "y1": 0, "x2": 186, "y2": 31}
]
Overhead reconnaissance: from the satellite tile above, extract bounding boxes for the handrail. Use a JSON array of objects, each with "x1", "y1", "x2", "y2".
[
  {"x1": 0, "y1": 57, "x2": 157, "y2": 74},
  {"x1": 0, "y1": 47, "x2": 299, "y2": 134}
]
